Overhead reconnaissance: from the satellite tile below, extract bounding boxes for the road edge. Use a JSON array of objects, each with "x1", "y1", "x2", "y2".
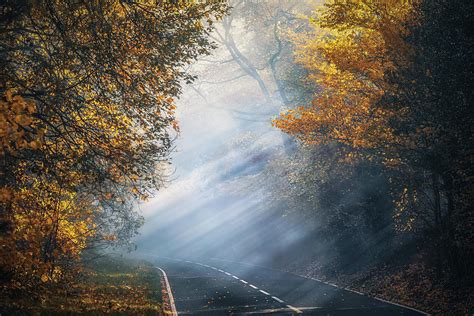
[
  {"x1": 155, "y1": 267, "x2": 178, "y2": 316},
  {"x1": 209, "y1": 257, "x2": 431, "y2": 316}
]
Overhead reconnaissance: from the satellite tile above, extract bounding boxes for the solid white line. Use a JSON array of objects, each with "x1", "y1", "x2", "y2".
[
  {"x1": 345, "y1": 288, "x2": 364, "y2": 295},
  {"x1": 373, "y1": 296, "x2": 430, "y2": 315},
  {"x1": 287, "y1": 305, "x2": 303, "y2": 314},
  {"x1": 155, "y1": 267, "x2": 178, "y2": 316},
  {"x1": 291, "y1": 274, "x2": 429, "y2": 315},
  {"x1": 259, "y1": 289, "x2": 270, "y2": 295},
  {"x1": 272, "y1": 296, "x2": 284, "y2": 303},
  {"x1": 205, "y1": 255, "x2": 428, "y2": 316},
  {"x1": 145, "y1": 256, "x2": 428, "y2": 316}
]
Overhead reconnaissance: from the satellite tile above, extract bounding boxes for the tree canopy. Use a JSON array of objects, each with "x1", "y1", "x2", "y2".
[
  {"x1": 1, "y1": 0, "x2": 226, "y2": 289},
  {"x1": 274, "y1": 0, "x2": 473, "y2": 278}
]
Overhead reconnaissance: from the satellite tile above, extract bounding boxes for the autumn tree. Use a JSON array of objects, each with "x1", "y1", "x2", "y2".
[
  {"x1": 0, "y1": 0, "x2": 226, "y2": 289},
  {"x1": 274, "y1": 0, "x2": 473, "y2": 278}
]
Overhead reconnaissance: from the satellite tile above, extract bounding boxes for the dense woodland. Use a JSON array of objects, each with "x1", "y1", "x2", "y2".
[
  {"x1": 1, "y1": 0, "x2": 473, "y2": 314},
  {"x1": 271, "y1": 0, "x2": 474, "y2": 279},
  {"x1": 278, "y1": 0, "x2": 474, "y2": 282},
  {"x1": 196, "y1": 0, "x2": 473, "y2": 313},
  {"x1": 0, "y1": 0, "x2": 226, "y2": 310}
]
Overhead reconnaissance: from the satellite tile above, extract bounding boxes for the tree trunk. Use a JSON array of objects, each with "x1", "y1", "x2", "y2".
[
  {"x1": 444, "y1": 174, "x2": 462, "y2": 278},
  {"x1": 431, "y1": 172, "x2": 443, "y2": 276}
]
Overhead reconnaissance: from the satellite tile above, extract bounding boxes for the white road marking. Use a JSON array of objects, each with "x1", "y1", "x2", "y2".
[
  {"x1": 287, "y1": 272, "x2": 430, "y2": 315},
  {"x1": 143, "y1": 255, "x2": 428, "y2": 315},
  {"x1": 272, "y1": 296, "x2": 284, "y2": 303},
  {"x1": 373, "y1": 296, "x2": 430, "y2": 315},
  {"x1": 287, "y1": 305, "x2": 303, "y2": 314},
  {"x1": 345, "y1": 288, "x2": 364, "y2": 295},
  {"x1": 155, "y1": 267, "x2": 178, "y2": 316},
  {"x1": 180, "y1": 260, "x2": 304, "y2": 314}
]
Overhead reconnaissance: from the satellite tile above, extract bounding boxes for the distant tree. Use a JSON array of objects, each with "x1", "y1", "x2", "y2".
[{"x1": 196, "y1": 0, "x2": 314, "y2": 108}]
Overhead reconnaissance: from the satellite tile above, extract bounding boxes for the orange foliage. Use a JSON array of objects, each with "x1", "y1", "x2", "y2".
[{"x1": 273, "y1": 0, "x2": 420, "y2": 158}]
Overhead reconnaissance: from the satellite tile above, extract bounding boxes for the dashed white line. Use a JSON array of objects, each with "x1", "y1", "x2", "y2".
[
  {"x1": 272, "y1": 296, "x2": 284, "y2": 303},
  {"x1": 188, "y1": 260, "x2": 304, "y2": 314},
  {"x1": 143, "y1": 255, "x2": 428, "y2": 315}
]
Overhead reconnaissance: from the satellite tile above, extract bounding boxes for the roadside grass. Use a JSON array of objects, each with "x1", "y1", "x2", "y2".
[{"x1": 0, "y1": 254, "x2": 164, "y2": 315}]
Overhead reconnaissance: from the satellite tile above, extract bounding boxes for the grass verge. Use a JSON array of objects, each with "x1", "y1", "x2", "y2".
[{"x1": 0, "y1": 254, "x2": 164, "y2": 315}]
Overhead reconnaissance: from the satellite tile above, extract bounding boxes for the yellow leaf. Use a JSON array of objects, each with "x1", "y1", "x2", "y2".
[{"x1": 41, "y1": 274, "x2": 49, "y2": 282}]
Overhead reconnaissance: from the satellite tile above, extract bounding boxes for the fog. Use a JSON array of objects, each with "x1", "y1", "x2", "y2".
[{"x1": 135, "y1": 4, "x2": 311, "y2": 266}]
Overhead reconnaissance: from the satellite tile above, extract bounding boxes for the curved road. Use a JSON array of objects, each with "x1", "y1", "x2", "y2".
[{"x1": 145, "y1": 256, "x2": 426, "y2": 315}]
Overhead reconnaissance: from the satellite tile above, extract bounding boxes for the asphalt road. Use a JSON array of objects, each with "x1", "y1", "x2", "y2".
[{"x1": 148, "y1": 256, "x2": 426, "y2": 315}]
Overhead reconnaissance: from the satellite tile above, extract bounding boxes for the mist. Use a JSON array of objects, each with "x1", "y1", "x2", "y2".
[
  {"x1": 3, "y1": 0, "x2": 469, "y2": 314},
  {"x1": 133, "y1": 0, "x2": 401, "y2": 278},
  {"x1": 135, "y1": 2, "x2": 313, "y2": 266}
]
